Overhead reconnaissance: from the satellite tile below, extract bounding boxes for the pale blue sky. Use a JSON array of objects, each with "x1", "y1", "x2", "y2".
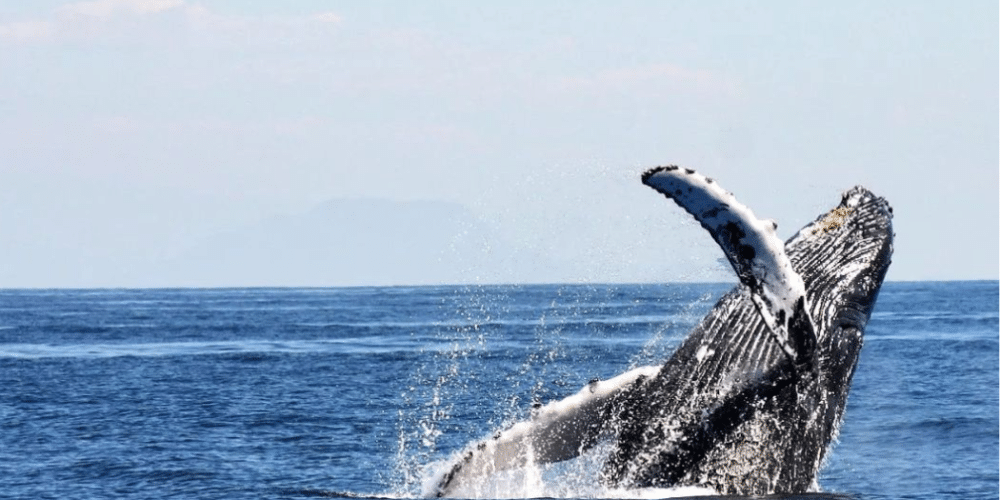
[{"x1": 0, "y1": 1, "x2": 996, "y2": 287}]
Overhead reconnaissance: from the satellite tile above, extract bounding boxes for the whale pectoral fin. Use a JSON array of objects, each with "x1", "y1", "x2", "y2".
[
  {"x1": 430, "y1": 366, "x2": 659, "y2": 497},
  {"x1": 641, "y1": 166, "x2": 817, "y2": 365}
]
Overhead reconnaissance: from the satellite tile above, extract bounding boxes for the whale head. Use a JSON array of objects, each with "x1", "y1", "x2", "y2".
[{"x1": 788, "y1": 185, "x2": 894, "y2": 449}]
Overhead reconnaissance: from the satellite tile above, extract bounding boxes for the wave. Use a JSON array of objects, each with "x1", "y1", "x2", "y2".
[
  {"x1": 865, "y1": 332, "x2": 999, "y2": 342},
  {"x1": 0, "y1": 335, "x2": 644, "y2": 360},
  {"x1": 294, "y1": 314, "x2": 689, "y2": 330},
  {"x1": 0, "y1": 339, "x2": 464, "y2": 360},
  {"x1": 872, "y1": 311, "x2": 999, "y2": 321}
]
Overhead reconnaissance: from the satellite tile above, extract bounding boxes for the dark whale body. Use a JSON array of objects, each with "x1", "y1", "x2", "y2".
[
  {"x1": 604, "y1": 185, "x2": 893, "y2": 494},
  {"x1": 431, "y1": 167, "x2": 894, "y2": 497}
]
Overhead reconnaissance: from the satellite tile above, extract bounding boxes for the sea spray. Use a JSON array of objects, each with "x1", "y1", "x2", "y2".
[
  {"x1": 391, "y1": 284, "x2": 519, "y2": 495},
  {"x1": 393, "y1": 284, "x2": 722, "y2": 497}
]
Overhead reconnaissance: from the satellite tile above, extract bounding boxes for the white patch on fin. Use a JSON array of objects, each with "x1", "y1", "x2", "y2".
[{"x1": 641, "y1": 166, "x2": 816, "y2": 364}]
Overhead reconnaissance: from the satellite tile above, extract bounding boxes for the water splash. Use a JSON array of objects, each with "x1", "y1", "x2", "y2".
[
  {"x1": 390, "y1": 285, "x2": 515, "y2": 496},
  {"x1": 388, "y1": 284, "x2": 725, "y2": 498},
  {"x1": 631, "y1": 290, "x2": 718, "y2": 368}
]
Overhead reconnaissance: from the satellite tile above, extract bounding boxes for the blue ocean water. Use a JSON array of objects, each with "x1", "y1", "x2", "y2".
[{"x1": 0, "y1": 281, "x2": 996, "y2": 499}]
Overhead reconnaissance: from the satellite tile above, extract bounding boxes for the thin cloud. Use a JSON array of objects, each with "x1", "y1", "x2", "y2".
[
  {"x1": 0, "y1": 1, "x2": 343, "y2": 45},
  {"x1": 0, "y1": 20, "x2": 55, "y2": 43},
  {"x1": 56, "y1": 0, "x2": 185, "y2": 19},
  {"x1": 312, "y1": 12, "x2": 343, "y2": 25}
]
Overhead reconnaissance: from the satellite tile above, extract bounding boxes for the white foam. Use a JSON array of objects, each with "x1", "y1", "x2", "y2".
[{"x1": 419, "y1": 452, "x2": 717, "y2": 498}]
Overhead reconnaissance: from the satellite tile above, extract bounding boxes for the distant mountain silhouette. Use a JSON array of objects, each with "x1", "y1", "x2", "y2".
[{"x1": 158, "y1": 198, "x2": 566, "y2": 287}]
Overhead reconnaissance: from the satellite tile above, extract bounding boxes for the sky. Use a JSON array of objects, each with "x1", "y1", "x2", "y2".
[{"x1": 0, "y1": 0, "x2": 996, "y2": 287}]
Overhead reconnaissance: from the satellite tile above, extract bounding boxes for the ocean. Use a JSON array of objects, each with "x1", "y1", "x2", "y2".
[{"x1": 0, "y1": 281, "x2": 996, "y2": 499}]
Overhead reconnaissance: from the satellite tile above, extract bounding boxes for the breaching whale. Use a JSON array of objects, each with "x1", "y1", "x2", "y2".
[{"x1": 430, "y1": 166, "x2": 894, "y2": 497}]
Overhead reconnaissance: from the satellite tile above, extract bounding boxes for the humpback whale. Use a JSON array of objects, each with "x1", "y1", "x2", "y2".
[{"x1": 430, "y1": 166, "x2": 894, "y2": 497}]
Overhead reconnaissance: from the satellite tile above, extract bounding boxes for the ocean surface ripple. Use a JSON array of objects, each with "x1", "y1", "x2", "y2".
[{"x1": 0, "y1": 281, "x2": 996, "y2": 499}]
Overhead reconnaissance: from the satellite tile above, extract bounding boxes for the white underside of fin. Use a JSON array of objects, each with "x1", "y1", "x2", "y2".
[
  {"x1": 642, "y1": 166, "x2": 815, "y2": 363},
  {"x1": 429, "y1": 366, "x2": 660, "y2": 497}
]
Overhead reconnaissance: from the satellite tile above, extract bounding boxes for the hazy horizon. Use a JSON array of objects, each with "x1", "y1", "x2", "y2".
[{"x1": 1, "y1": 1, "x2": 996, "y2": 287}]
